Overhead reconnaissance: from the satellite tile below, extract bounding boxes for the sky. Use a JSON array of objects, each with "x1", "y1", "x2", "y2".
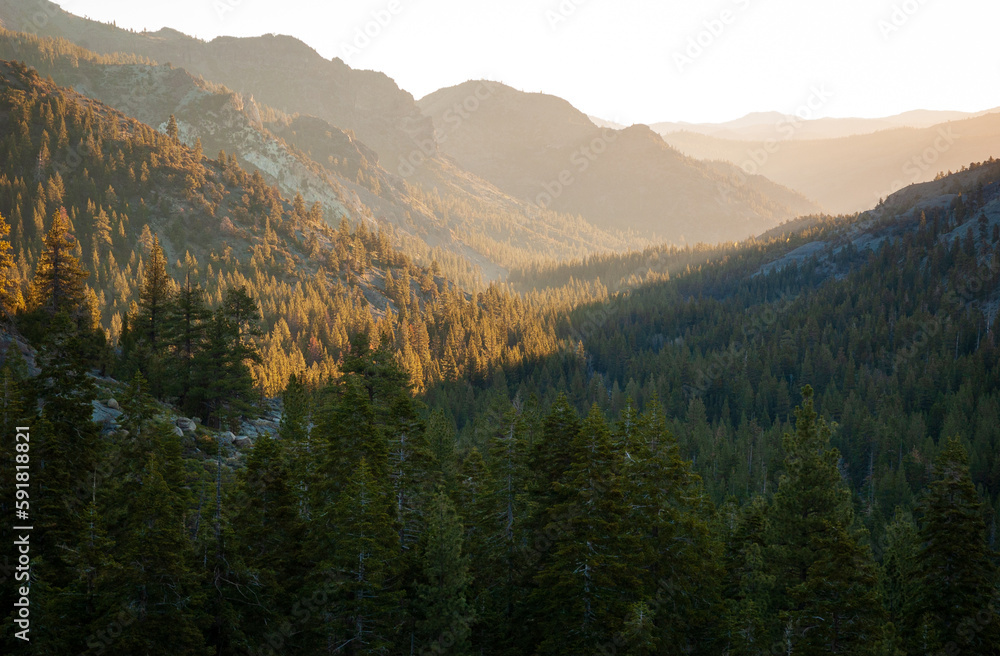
[{"x1": 51, "y1": 0, "x2": 1000, "y2": 125}]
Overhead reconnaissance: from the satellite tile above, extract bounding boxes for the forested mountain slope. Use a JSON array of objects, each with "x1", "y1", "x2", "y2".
[
  {"x1": 0, "y1": 60, "x2": 568, "y2": 399},
  {"x1": 3, "y1": 149, "x2": 998, "y2": 654},
  {"x1": 0, "y1": 0, "x2": 432, "y2": 166},
  {"x1": 0, "y1": 0, "x2": 826, "y2": 252},
  {"x1": 0, "y1": 7, "x2": 997, "y2": 654},
  {"x1": 448, "y1": 158, "x2": 1000, "y2": 523},
  {"x1": 0, "y1": 55, "x2": 998, "y2": 652},
  {"x1": 419, "y1": 81, "x2": 821, "y2": 244},
  {"x1": 0, "y1": 28, "x2": 646, "y2": 282}
]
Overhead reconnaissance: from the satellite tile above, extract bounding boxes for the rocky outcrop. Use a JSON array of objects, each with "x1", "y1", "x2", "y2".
[
  {"x1": 0, "y1": 325, "x2": 39, "y2": 375},
  {"x1": 91, "y1": 400, "x2": 122, "y2": 428}
]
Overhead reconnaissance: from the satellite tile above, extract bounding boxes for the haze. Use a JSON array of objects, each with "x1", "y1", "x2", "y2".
[{"x1": 50, "y1": 0, "x2": 1000, "y2": 125}]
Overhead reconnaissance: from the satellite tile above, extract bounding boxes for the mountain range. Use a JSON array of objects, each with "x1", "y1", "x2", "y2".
[
  {"x1": 2, "y1": 3, "x2": 1000, "y2": 654},
  {"x1": 0, "y1": 0, "x2": 827, "y2": 258}
]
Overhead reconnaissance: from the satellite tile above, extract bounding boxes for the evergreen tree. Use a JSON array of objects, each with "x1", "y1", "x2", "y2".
[
  {"x1": 626, "y1": 398, "x2": 721, "y2": 654},
  {"x1": 766, "y1": 386, "x2": 884, "y2": 655},
  {"x1": 135, "y1": 234, "x2": 172, "y2": 351},
  {"x1": 32, "y1": 312, "x2": 101, "y2": 567},
  {"x1": 530, "y1": 404, "x2": 638, "y2": 655},
  {"x1": 317, "y1": 457, "x2": 403, "y2": 655},
  {"x1": 26, "y1": 207, "x2": 88, "y2": 318},
  {"x1": 0, "y1": 211, "x2": 23, "y2": 314},
  {"x1": 280, "y1": 373, "x2": 314, "y2": 517},
  {"x1": 128, "y1": 234, "x2": 173, "y2": 393},
  {"x1": 164, "y1": 273, "x2": 210, "y2": 408},
  {"x1": 109, "y1": 454, "x2": 208, "y2": 654},
  {"x1": 189, "y1": 291, "x2": 261, "y2": 427},
  {"x1": 426, "y1": 409, "x2": 459, "y2": 494},
  {"x1": 906, "y1": 437, "x2": 1000, "y2": 654},
  {"x1": 415, "y1": 491, "x2": 473, "y2": 655},
  {"x1": 166, "y1": 114, "x2": 179, "y2": 141},
  {"x1": 227, "y1": 435, "x2": 305, "y2": 654},
  {"x1": 721, "y1": 497, "x2": 774, "y2": 656},
  {"x1": 880, "y1": 508, "x2": 917, "y2": 630}
]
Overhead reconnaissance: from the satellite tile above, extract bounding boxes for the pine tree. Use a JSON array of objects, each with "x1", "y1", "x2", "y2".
[
  {"x1": 0, "y1": 210, "x2": 23, "y2": 314},
  {"x1": 227, "y1": 434, "x2": 305, "y2": 654},
  {"x1": 135, "y1": 234, "x2": 172, "y2": 351},
  {"x1": 527, "y1": 393, "x2": 580, "y2": 517},
  {"x1": 166, "y1": 114, "x2": 179, "y2": 141},
  {"x1": 164, "y1": 272, "x2": 210, "y2": 408},
  {"x1": 313, "y1": 374, "x2": 385, "y2": 502},
  {"x1": 109, "y1": 454, "x2": 208, "y2": 654},
  {"x1": 426, "y1": 409, "x2": 458, "y2": 494},
  {"x1": 721, "y1": 497, "x2": 775, "y2": 656},
  {"x1": 189, "y1": 292, "x2": 261, "y2": 427},
  {"x1": 471, "y1": 402, "x2": 533, "y2": 655},
  {"x1": 92, "y1": 207, "x2": 113, "y2": 252},
  {"x1": 625, "y1": 398, "x2": 721, "y2": 654},
  {"x1": 33, "y1": 312, "x2": 101, "y2": 565},
  {"x1": 126, "y1": 234, "x2": 174, "y2": 394},
  {"x1": 280, "y1": 373, "x2": 314, "y2": 517},
  {"x1": 27, "y1": 207, "x2": 88, "y2": 317},
  {"x1": 766, "y1": 386, "x2": 884, "y2": 655},
  {"x1": 906, "y1": 437, "x2": 1000, "y2": 654},
  {"x1": 315, "y1": 457, "x2": 403, "y2": 655},
  {"x1": 530, "y1": 404, "x2": 638, "y2": 655},
  {"x1": 415, "y1": 491, "x2": 473, "y2": 655},
  {"x1": 880, "y1": 508, "x2": 917, "y2": 629}
]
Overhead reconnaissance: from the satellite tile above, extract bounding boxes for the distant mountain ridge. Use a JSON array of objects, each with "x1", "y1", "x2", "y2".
[
  {"x1": 649, "y1": 108, "x2": 1000, "y2": 141},
  {"x1": 420, "y1": 81, "x2": 821, "y2": 245},
  {"x1": 660, "y1": 113, "x2": 1000, "y2": 214}
]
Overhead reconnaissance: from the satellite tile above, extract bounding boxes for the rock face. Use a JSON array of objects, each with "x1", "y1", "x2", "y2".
[
  {"x1": 176, "y1": 417, "x2": 197, "y2": 433},
  {"x1": 233, "y1": 436, "x2": 253, "y2": 450},
  {"x1": 107, "y1": 398, "x2": 120, "y2": 410},
  {"x1": 253, "y1": 418, "x2": 279, "y2": 432},
  {"x1": 91, "y1": 400, "x2": 122, "y2": 427},
  {"x1": 0, "y1": 326, "x2": 39, "y2": 375}
]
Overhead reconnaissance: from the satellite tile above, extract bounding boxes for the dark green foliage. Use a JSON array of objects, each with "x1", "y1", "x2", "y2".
[
  {"x1": 906, "y1": 437, "x2": 1000, "y2": 654},
  {"x1": 766, "y1": 387, "x2": 884, "y2": 654},
  {"x1": 415, "y1": 492, "x2": 473, "y2": 655},
  {"x1": 163, "y1": 273, "x2": 211, "y2": 407},
  {"x1": 3, "y1": 40, "x2": 1000, "y2": 656},
  {"x1": 530, "y1": 404, "x2": 639, "y2": 655}
]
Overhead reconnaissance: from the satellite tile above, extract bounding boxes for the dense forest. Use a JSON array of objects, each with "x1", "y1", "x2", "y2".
[{"x1": 0, "y1": 53, "x2": 999, "y2": 656}]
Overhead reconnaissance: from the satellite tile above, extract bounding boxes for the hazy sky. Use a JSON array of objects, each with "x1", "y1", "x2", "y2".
[{"x1": 51, "y1": 0, "x2": 1000, "y2": 125}]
